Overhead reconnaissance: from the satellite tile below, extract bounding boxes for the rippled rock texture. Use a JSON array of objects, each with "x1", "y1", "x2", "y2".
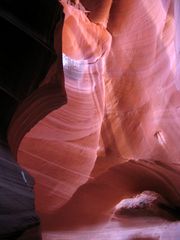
[{"x1": 13, "y1": 0, "x2": 180, "y2": 237}]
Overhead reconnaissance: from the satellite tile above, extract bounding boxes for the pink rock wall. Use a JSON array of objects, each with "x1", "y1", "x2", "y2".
[
  {"x1": 101, "y1": 0, "x2": 180, "y2": 162},
  {"x1": 18, "y1": 1, "x2": 111, "y2": 215},
  {"x1": 15, "y1": 0, "x2": 180, "y2": 232}
]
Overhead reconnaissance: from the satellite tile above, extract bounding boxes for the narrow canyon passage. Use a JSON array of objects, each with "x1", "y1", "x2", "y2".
[{"x1": 4, "y1": 0, "x2": 180, "y2": 239}]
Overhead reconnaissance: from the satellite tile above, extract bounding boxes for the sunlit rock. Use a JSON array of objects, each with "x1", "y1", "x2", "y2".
[{"x1": 14, "y1": 0, "x2": 180, "y2": 238}]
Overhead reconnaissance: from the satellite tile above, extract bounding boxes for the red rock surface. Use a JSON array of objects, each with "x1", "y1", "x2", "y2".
[{"x1": 16, "y1": 0, "x2": 180, "y2": 238}]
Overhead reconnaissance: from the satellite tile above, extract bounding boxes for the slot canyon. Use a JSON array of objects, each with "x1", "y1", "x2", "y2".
[{"x1": 0, "y1": 0, "x2": 180, "y2": 239}]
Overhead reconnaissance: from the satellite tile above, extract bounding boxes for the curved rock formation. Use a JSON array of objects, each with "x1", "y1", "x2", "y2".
[
  {"x1": 18, "y1": 1, "x2": 112, "y2": 215},
  {"x1": 9, "y1": 0, "x2": 180, "y2": 238}
]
